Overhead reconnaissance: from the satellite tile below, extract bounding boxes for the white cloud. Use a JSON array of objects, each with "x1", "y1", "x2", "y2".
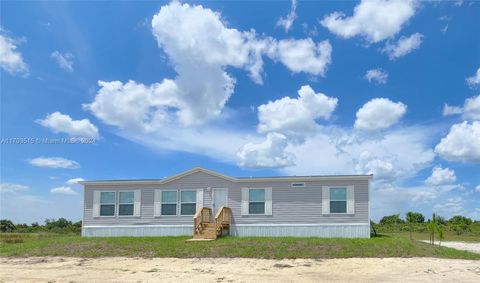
[
  {"x1": 435, "y1": 121, "x2": 480, "y2": 162},
  {"x1": 434, "y1": 197, "x2": 464, "y2": 216},
  {"x1": 237, "y1": 133, "x2": 294, "y2": 168},
  {"x1": 66, "y1": 178, "x2": 84, "y2": 185},
  {"x1": 320, "y1": 0, "x2": 417, "y2": 43},
  {"x1": 354, "y1": 98, "x2": 407, "y2": 131},
  {"x1": 257, "y1": 85, "x2": 338, "y2": 137},
  {"x1": 425, "y1": 166, "x2": 456, "y2": 186},
  {"x1": 382, "y1": 33, "x2": 423, "y2": 60},
  {"x1": 50, "y1": 186, "x2": 78, "y2": 195},
  {"x1": 50, "y1": 51, "x2": 74, "y2": 72},
  {"x1": 85, "y1": 2, "x2": 332, "y2": 132},
  {"x1": 277, "y1": 0, "x2": 297, "y2": 32},
  {"x1": 36, "y1": 112, "x2": 99, "y2": 138},
  {"x1": 476, "y1": 185, "x2": 480, "y2": 192},
  {"x1": 29, "y1": 157, "x2": 80, "y2": 169},
  {"x1": 0, "y1": 32, "x2": 28, "y2": 75},
  {"x1": 364, "y1": 68, "x2": 388, "y2": 84},
  {"x1": 0, "y1": 183, "x2": 29, "y2": 193},
  {"x1": 466, "y1": 67, "x2": 480, "y2": 88},
  {"x1": 443, "y1": 95, "x2": 480, "y2": 121},
  {"x1": 273, "y1": 39, "x2": 332, "y2": 76}
]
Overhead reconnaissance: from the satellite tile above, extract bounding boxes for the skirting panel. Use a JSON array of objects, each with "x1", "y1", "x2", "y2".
[
  {"x1": 230, "y1": 224, "x2": 370, "y2": 238},
  {"x1": 82, "y1": 225, "x2": 193, "y2": 237}
]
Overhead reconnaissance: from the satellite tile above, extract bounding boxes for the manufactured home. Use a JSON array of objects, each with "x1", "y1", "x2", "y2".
[{"x1": 80, "y1": 167, "x2": 372, "y2": 239}]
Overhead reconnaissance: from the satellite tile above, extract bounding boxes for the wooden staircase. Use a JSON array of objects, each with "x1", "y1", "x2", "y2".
[{"x1": 190, "y1": 207, "x2": 231, "y2": 241}]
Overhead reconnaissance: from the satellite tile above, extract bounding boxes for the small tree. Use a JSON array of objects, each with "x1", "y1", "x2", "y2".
[
  {"x1": 427, "y1": 213, "x2": 437, "y2": 245},
  {"x1": 0, "y1": 219, "x2": 15, "y2": 233},
  {"x1": 379, "y1": 214, "x2": 404, "y2": 225}
]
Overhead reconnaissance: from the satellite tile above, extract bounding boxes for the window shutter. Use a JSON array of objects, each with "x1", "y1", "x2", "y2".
[
  {"x1": 196, "y1": 189, "x2": 204, "y2": 211},
  {"x1": 322, "y1": 186, "x2": 330, "y2": 214},
  {"x1": 265, "y1": 188, "x2": 272, "y2": 215},
  {"x1": 93, "y1": 191, "x2": 100, "y2": 217},
  {"x1": 347, "y1": 186, "x2": 355, "y2": 214},
  {"x1": 241, "y1": 188, "x2": 248, "y2": 215},
  {"x1": 154, "y1": 190, "x2": 161, "y2": 217},
  {"x1": 134, "y1": 190, "x2": 141, "y2": 217}
]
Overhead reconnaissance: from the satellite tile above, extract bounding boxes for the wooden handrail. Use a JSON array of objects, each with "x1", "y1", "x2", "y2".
[
  {"x1": 214, "y1": 207, "x2": 231, "y2": 234},
  {"x1": 193, "y1": 207, "x2": 211, "y2": 234}
]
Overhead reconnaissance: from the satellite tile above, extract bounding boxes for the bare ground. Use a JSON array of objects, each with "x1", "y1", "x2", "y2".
[
  {"x1": 419, "y1": 241, "x2": 480, "y2": 254},
  {"x1": 0, "y1": 257, "x2": 479, "y2": 282}
]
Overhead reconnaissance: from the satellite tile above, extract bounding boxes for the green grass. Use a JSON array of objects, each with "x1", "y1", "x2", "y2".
[{"x1": 1, "y1": 233, "x2": 479, "y2": 259}]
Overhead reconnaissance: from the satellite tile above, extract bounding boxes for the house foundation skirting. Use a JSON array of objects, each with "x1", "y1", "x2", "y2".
[{"x1": 82, "y1": 223, "x2": 370, "y2": 238}]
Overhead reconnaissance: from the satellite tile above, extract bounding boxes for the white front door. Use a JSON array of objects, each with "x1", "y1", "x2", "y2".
[{"x1": 212, "y1": 188, "x2": 228, "y2": 214}]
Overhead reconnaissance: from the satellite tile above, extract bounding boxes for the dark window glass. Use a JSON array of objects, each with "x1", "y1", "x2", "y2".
[
  {"x1": 249, "y1": 202, "x2": 265, "y2": 214},
  {"x1": 181, "y1": 203, "x2": 196, "y2": 215},
  {"x1": 330, "y1": 201, "x2": 347, "y2": 213},
  {"x1": 100, "y1": 204, "x2": 115, "y2": 216},
  {"x1": 119, "y1": 204, "x2": 134, "y2": 216},
  {"x1": 161, "y1": 204, "x2": 177, "y2": 215}
]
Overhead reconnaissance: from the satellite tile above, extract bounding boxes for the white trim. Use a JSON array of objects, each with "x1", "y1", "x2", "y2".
[
  {"x1": 160, "y1": 190, "x2": 178, "y2": 216},
  {"x1": 79, "y1": 167, "x2": 373, "y2": 186},
  {"x1": 180, "y1": 189, "x2": 197, "y2": 216}
]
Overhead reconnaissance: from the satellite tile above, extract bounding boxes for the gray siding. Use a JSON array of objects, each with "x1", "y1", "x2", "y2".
[{"x1": 83, "y1": 171, "x2": 369, "y2": 228}]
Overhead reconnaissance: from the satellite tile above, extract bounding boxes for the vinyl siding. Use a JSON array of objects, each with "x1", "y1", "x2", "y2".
[{"x1": 83, "y1": 171, "x2": 369, "y2": 227}]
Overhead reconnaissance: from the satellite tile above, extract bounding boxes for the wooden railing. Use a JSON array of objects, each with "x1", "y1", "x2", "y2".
[
  {"x1": 193, "y1": 207, "x2": 212, "y2": 234},
  {"x1": 214, "y1": 207, "x2": 231, "y2": 235}
]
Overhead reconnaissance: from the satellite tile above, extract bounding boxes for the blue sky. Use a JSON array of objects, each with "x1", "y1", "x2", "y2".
[{"x1": 1, "y1": 0, "x2": 479, "y2": 223}]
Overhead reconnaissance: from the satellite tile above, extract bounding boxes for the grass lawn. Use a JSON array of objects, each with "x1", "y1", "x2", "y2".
[{"x1": 1, "y1": 233, "x2": 479, "y2": 259}]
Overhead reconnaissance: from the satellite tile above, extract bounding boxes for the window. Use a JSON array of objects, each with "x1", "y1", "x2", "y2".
[
  {"x1": 119, "y1": 191, "x2": 134, "y2": 216},
  {"x1": 161, "y1": 191, "x2": 177, "y2": 215},
  {"x1": 100, "y1": 192, "x2": 116, "y2": 216},
  {"x1": 330, "y1": 187, "x2": 347, "y2": 213},
  {"x1": 291, "y1": 182, "x2": 305, "y2": 188},
  {"x1": 249, "y1": 189, "x2": 265, "y2": 214},
  {"x1": 181, "y1": 190, "x2": 197, "y2": 215}
]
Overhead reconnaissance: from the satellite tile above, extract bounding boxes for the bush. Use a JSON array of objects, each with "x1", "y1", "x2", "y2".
[
  {"x1": 0, "y1": 220, "x2": 15, "y2": 233},
  {"x1": 379, "y1": 214, "x2": 404, "y2": 225}
]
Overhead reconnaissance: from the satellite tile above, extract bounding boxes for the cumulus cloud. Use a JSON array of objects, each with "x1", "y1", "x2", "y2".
[
  {"x1": 237, "y1": 133, "x2": 294, "y2": 168},
  {"x1": 425, "y1": 166, "x2": 456, "y2": 186},
  {"x1": 29, "y1": 157, "x2": 80, "y2": 169},
  {"x1": 50, "y1": 186, "x2": 78, "y2": 195},
  {"x1": 257, "y1": 85, "x2": 338, "y2": 137},
  {"x1": 364, "y1": 68, "x2": 388, "y2": 84},
  {"x1": 382, "y1": 33, "x2": 423, "y2": 60},
  {"x1": 50, "y1": 51, "x2": 74, "y2": 72},
  {"x1": 0, "y1": 32, "x2": 28, "y2": 75},
  {"x1": 36, "y1": 112, "x2": 99, "y2": 138},
  {"x1": 434, "y1": 197, "x2": 464, "y2": 216},
  {"x1": 66, "y1": 178, "x2": 84, "y2": 185},
  {"x1": 435, "y1": 121, "x2": 480, "y2": 162},
  {"x1": 0, "y1": 183, "x2": 29, "y2": 193},
  {"x1": 273, "y1": 39, "x2": 332, "y2": 76},
  {"x1": 277, "y1": 0, "x2": 297, "y2": 32},
  {"x1": 476, "y1": 185, "x2": 480, "y2": 192},
  {"x1": 85, "y1": 2, "x2": 332, "y2": 132},
  {"x1": 320, "y1": 0, "x2": 417, "y2": 43},
  {"x1": 466, "y1": 67, "x2": 480, "y2": 88},
  {"x1": 354, "y1": 98, "x2": 407, "y2": 131},
  {"x1": 443, "y1": 95, "x2": 480, "y2": 121}
]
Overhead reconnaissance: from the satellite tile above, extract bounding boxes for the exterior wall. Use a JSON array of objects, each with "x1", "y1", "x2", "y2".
[{"x1": 83, "y1": 171, "x2": 370, "y2": 238}]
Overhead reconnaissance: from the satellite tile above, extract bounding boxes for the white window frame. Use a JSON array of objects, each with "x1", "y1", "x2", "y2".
[
  {"x1": 117, "y1": 191, "x2": 135, "y2": 217},
  {"x1": 180, "y1": 189, "x2": 197, "y2": 216},
  {"x1": 329, "y1": 187, "x2": 348, "y2": 214},
  {"x1": 248, "y1": 188, "x2": 266, "y2": 215},
  {"x1": 160, "y1": 190, "x2": 178, "y2": 216},
  {"x1": 99, "y1": 191, "x2": 116, "y2": 217}
]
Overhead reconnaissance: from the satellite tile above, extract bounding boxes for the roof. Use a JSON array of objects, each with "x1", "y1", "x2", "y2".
[{"x1": 78, "y1": 167, "x2": 373, "y2": 186}]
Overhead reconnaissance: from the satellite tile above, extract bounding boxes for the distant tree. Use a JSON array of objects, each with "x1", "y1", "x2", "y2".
[
  {"x1": 0, "y1": 219, "x2": 15, "y2": 233},
  {"x1": 448, "y1": 215, "x2": 472, "y2": 226},
  {"x1": 45, "y1": 218, "x2": 72, "y2": 230},
  {"x1": 379, "y1": 214, "x2": 404, "y2": 225},
  {"x1": 406, "y1": 212, "x2": 425, "y2": 223}
]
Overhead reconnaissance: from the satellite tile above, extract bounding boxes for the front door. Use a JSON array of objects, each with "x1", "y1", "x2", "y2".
[{"x1": 212, "y1": 188, "x2": 228, "y2": 214}]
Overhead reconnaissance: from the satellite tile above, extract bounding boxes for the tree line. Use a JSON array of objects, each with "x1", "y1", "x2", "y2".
[{"x1": 0, "y1": 218, "x2": 81, "y2": 234}]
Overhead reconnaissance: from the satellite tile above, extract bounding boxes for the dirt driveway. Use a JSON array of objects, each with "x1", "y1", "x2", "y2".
[{"x1": 0, "y1": 257, "x2": 479, "y2": 282}]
